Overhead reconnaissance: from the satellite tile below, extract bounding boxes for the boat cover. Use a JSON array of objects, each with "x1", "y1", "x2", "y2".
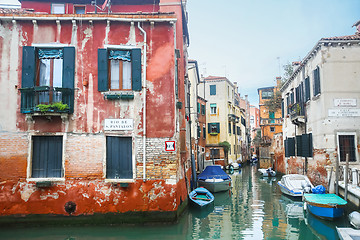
[
  {"x1": 198, "y1": 165, "x2": 231, "y2": 180},
  {"x1": 304, "y1": 194, "x2": 347, "y2": 206}
]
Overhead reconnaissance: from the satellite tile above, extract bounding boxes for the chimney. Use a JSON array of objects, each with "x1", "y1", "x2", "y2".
[{"x1": 276, "y1": 77, "x2": 282, "y2": 87}]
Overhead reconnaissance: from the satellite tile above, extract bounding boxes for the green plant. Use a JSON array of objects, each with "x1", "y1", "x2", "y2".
[{"x1": 36, "y1": 102, "x2": 69, "y2": 112}]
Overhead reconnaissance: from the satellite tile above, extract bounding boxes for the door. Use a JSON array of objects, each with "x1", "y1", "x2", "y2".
[{"x1": 106, "y1": 137, "x2": 133, "y2": 179}]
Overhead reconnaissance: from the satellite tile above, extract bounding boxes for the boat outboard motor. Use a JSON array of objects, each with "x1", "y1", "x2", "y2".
[{"x1": 301, "y1": 181, "x2": 311, "y2": 193}]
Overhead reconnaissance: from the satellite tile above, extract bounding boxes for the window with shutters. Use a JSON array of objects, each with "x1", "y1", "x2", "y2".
[
  {"x1": 98, "y1": 48, "x2": 141, "y2": 93},
  {"x1": 338, "y1": 133, "x2": 357, "y2": 162},
  {"x1": 106, "y1": 136, "x2": 133, "y2": 180},
  {"x1": 313, "y1": 66, "x2": 321, "y2": 96},
  {"x1": 201, "y1": 104, "x2": 205, "y2": 115},
  {"x1": 210, "y1": 103, "x2": 217, "y2": 114},
  {"x1": 304, "y1": 77, "x2": 310, "y2": 102},
  {"x1": 31, "y1": 136, "x2": 63, "y2": 179},
  {"x1": 20, "y1": 46, "x2": 75, "y2": 114},
  {"x1": 203, "y1": 125, "x2": 206, "y2": 139},
  {"x1": 208, "y1": 122, "x2": 220, "y2": 135},
  {"x1": 210, "y1": 85, "x2": 216, "y2": 95}
]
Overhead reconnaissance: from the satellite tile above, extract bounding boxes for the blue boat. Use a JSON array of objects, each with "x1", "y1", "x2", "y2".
[
  {"x1": 304, "y1": 193, "x2": 347, "y2": 220},
  {"x1": 197, "y1": 165, "x2": 232, "y2": 192},
  {"x1": 189, "y1": 187, "x2": 214, "y2": 208}
]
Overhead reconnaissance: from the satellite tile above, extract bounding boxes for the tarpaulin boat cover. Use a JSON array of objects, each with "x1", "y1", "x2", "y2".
[{"x1": 197, "y1": 166, "x2": 231, "y2": 180}]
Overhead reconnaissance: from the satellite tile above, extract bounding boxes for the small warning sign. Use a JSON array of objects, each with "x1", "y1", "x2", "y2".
[{"x1": 165, "y1": 141, "x2": 175, "y2": 152}]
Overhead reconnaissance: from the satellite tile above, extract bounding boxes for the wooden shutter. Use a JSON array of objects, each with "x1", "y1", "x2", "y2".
[
  {"x1": 131, "y1": 48, "x2": 142, "y2": 91},
  {"x1": 288, "y1": 137, "x2": 295, "y2": 156},
  {"x1": 210, "y1": 85, "x2": 216, "y2": 95},
  {"x1": 106, "y1": 137, "x2": 132, "y2": 179},
  {"x1": 284, "y1": 139, "x2": 289, "y2": 157},
  {"x1": 32, "y1": 136, "x2": 63, "y2": 178},
  {"x1": 296, "y1": 135, "x2": 303, "y2": 157},
  {"x1": 305, "y1": 77, "x2": 310, "y2": 101},
  {"x1": 216, "y1": 123, "x2": 220, "y2": 133},
  {"x1": 98, "y1": 49, "x2": 108, "y2": 91},
  {"x1": 63, "y1": 47, "x2": 75, "y2": 113},
  {"x1": 281, "y1": 100, "x2": 284, "y2": 118},
  {"x1": 208, "y1": 123, "x2": 211, "y2": 133},
  {"x1": 21, "y1": 46, "x2": 36, "y2": 88},
  {"x1": 302, "y1": 133, "x2": 313, "y2": 157}
]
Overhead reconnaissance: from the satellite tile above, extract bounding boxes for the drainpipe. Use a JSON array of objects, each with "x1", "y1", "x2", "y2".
[{"x1": 138, "y1": 22, "x2": 147, "y2": 181}]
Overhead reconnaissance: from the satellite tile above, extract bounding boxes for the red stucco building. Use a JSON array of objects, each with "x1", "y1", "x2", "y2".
[{"x1": 0, "y1": 0, "x2": 190, "y2": 223}]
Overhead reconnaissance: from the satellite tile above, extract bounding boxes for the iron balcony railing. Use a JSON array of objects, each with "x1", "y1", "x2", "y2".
[
  {"x1": 260, "y1": 118, "x2": 282, "y2": 125},
  {"x1": 20, "y1": 86, "x2": 74, "y2": 114},
  {"x1": 289, "y1": 102, "x2": 305, "y2": 120}
]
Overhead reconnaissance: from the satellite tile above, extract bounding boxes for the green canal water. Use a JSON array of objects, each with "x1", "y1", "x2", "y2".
[{"x1": 1, "y1": 165, "x2": 354, "y2": 240}]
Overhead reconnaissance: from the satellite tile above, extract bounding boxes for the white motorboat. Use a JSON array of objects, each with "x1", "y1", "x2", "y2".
[
  {"x1": 258, "y1": 168, "x2": 276, "y2": 177},
  {"x1": 197, "y1": 165, "x2": 232, "y2": 193},
  {"x1": 277, "y1": 174, "x2": 314, "y2": 197}
]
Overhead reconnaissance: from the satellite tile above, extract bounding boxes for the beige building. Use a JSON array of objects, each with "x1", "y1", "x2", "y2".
[
  {"x1": 198, "y1": 76, "x2": 245, "y2": 166},
  {"x1": 281, "y1": 22, "x2": 360, "y2": 187}
]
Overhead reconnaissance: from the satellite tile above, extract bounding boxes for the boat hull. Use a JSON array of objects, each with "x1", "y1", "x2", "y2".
[
  {"x1": 198, "y1": 179, "x2": 232, "y2": 193},
  {"x1": 189, "y1": 187, "x2": 214, "y2": 208},
  {"x1": 304, "y1": 194, "x2": 347, "y2": 220},
  {"x1": 306, "y1": 202, "x2": 345, "y2": 219},
  {"x1": 277, "y1": 181, "x2": 303, "y2": 198},
  {"x1": 258, "y1": 169, "x2": 276, "y2": 177}
]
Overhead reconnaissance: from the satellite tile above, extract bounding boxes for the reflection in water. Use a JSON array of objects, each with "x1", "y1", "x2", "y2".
[{"x1": 0, "y1": 165, "x2": 353, "y2": 240}]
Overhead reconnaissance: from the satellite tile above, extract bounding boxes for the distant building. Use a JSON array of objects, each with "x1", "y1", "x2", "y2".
[
  {"x1": 280, "y1": 22, "x2": 360, "y2": 187},
  {"x1": 257, "y1": 78, "x2": 283, "y2": 168},
  {"x1": 250, "y1": 105, "x2": 260, "y2": 156},
  {"x1": 198, "y1": 76, "x2": 244, "y2": 166}
]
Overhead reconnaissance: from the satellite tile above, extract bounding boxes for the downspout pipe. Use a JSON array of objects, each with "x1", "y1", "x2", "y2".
[{"x1": 138, "y1": 22, "x2": 147, "y2": 182}]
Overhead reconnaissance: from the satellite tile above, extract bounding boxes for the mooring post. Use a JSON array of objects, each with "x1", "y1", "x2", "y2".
[
  {"x1": 345, "y1": 154, "x2": 349, "y2": 201},
  {"x1": 336, "y1": 154, "x2": 339, "y2": 196}
]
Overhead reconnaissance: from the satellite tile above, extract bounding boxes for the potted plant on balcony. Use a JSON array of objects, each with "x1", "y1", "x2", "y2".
[{"x1": 36, "y1": 102, "x2": 69, "y2": 113}]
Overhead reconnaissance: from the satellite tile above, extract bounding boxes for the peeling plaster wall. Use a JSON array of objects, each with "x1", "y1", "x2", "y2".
[{"x1": 0, "y1": 15, "x2": 188, "y2": 218}]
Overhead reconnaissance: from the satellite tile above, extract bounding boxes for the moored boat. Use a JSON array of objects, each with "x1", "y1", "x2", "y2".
[
  {"x1": 277, "y1": 174, "x2": 313, "y2": 197},
  {"x1": 197, "y1": 165, "x2": 232, "y2": 193},
  {"x1": 189, "y1": 187, "x2": 214, "y2": 208},
  {"x1": 304, "y1": 193, "x2": 347, "y2": 220},
  {"x1": 258, "y1": 168, "x2": 276, "y2": 177}
]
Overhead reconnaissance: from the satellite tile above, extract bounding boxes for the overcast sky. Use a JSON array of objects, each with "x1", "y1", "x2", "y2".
[{"x1": 186, "y1": 0, "x2": 360, "y2": 106}]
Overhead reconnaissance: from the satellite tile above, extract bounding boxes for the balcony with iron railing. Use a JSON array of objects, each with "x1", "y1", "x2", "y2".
[
  {"x1": 288, "y1": 102, "x2": 305, "y2": 125},
  {"x1": 260, "y1": 118, "x2": 282, "y2": 125},
  {"x1": 20, "y1": 86, "x2": 74, "y2": 115}
]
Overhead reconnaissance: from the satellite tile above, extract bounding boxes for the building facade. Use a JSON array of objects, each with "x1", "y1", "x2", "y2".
[
  {"x1": 0, "y1": 0, "x2": 190, "y2": 221},
  {"x1": 280, "y1": 23, "x2": 360, "y2": 186},
  {"x1": 198, "y1": 76, "x2": 244, "y2": 166}
]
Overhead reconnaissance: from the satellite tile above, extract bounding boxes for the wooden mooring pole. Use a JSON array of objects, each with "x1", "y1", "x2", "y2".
[
  {"x1": 345, "y1": 153, "x2": 349, "y2": 201},
  {"x1": 336, "y1": 153, "x2": 339, "y2": 196}
]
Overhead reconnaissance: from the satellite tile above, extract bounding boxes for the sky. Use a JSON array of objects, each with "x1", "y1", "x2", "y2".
[
  {"x1": 0, "y1": 0, "x2": 359, "y2": 106},
  {"x1": 186, "y1": 0, "x2": 360, "y2": 106}
]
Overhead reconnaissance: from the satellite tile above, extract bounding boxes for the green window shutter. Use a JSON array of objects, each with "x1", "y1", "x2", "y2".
[
  {"x1": 210, "y1": 85, "x2": 216, "y2": 95},
  {"x1": 21, "y1": 46, "x2": 36, "y2": 88},
  {"x1": 131, "y1": 48, "x2": 142, "y2": 91},
  {"x1": 62, "y1": 47, "x2": 75, "y2": 113},
  {"x1": 98, "y1": 49, "x2": 108, "y2": 92},
  {"x1": 281, "y1": 100, "x2": 284, "y2": 118},
  {"x1": 288, "y1": 137, "x2": 295, "y2": 156},
  {"x1": 302, "y1": 133, "x2": 313, "y2": 157},
  {"x1": 216, "y1": 123, "x2": 220, "y2": 133},
  {"x1": 296, "y1": 135, "x2": 303, "y2": 157},
  {"x1": 305, "y1": 77, "x2": 310, "y2": 101},
  {"x1": 208, "y1": 123, "x2": 211, "y2": 133},
  {"x1": 197, "y1": 102, "x2": 200, "y2": 113},
  {"x1": 284, "y1": 139, "x2": 289, "y2": 157},
  {"x1": 62, "y1": 47, "x2": 75, "y2": 89}
]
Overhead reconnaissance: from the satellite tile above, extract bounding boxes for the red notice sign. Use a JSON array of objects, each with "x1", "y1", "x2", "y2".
[{"x1": 165, "y1": 141, "x2": 175, "y2": 151}]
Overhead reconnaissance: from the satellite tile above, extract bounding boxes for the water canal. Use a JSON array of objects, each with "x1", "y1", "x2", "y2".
[{"x1": 1, "y1": 164, "x2": 354, "y2": 240}]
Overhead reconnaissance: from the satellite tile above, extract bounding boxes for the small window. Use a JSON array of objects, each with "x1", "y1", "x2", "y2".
[
  {"x1": 304, "y1": 77, "x2": 311, "y2": 101},
  {"x1": 338, "y1": 134, "x2": 357, "y2": 162},
  {"x1": 211, "y1": 149, "x2": 220, "y2": 159},
  {"x1": 32, "y1": 136, "x2": 63, "y2": 178},
  {"x1": 74, "y1": 5, "x2": 85, "y2": 14},
  {"x1": 208, "y1": 123, "x2": 220, "y2": 134},
  {"x1": 210, "y1": 85, "x2": 216, "y2": 95},
  {"x1": 51, "y1": 4, "x2": 65, "y2": 14},
  {"x1": 106, "y1": 137, "x2": 133, "y2": 179},
  {"x1": 270, "y1": 127, "x2": 275, "y2": 132},
  {"x1": 201, "y1": 104, "x2": 205, "y2": 115},
  {"x1": 203, "y1": 126, "x2": 206, "y2": 139},
  {"x1": 313, "y1": 66, "x2": 321, "y2": 96},
  {"x1": 210, "y1": 103, "x2": 217, "y2": 114},
  {"x1": 262, "y1": 89, "x2": 273, "y2": 99},
  {"x1": 197, "y1": 102, "x2": 200, "y2": 114},
  {"x1": 237, "y1": 126, "x2": 241, "y2": 135},
  {"x1": 98, "y1": 48, "x2": 141, "y2": 92}
]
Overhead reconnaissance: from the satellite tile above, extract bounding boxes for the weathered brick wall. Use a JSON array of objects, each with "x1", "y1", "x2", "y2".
[
  {"x1": 65, "y1": 133, "x2": 104, "y2": 179},
  {"x1": 136, "y1": 137, "x2": 178, "y2": 180},
  {"x1": 0, "y1": 132, "x2": 28, "y2": 180}
]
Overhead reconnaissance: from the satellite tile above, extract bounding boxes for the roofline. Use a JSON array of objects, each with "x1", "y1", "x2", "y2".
[
  {"x1": 280, "y1": 37, "x2": 360, "y2": 92},
  {"x1": 257, "y1": 86, "x2": 274, "y2": 94},
  {"x1": 204, "y1": 76, "x2": 235, "y2": 88}
]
